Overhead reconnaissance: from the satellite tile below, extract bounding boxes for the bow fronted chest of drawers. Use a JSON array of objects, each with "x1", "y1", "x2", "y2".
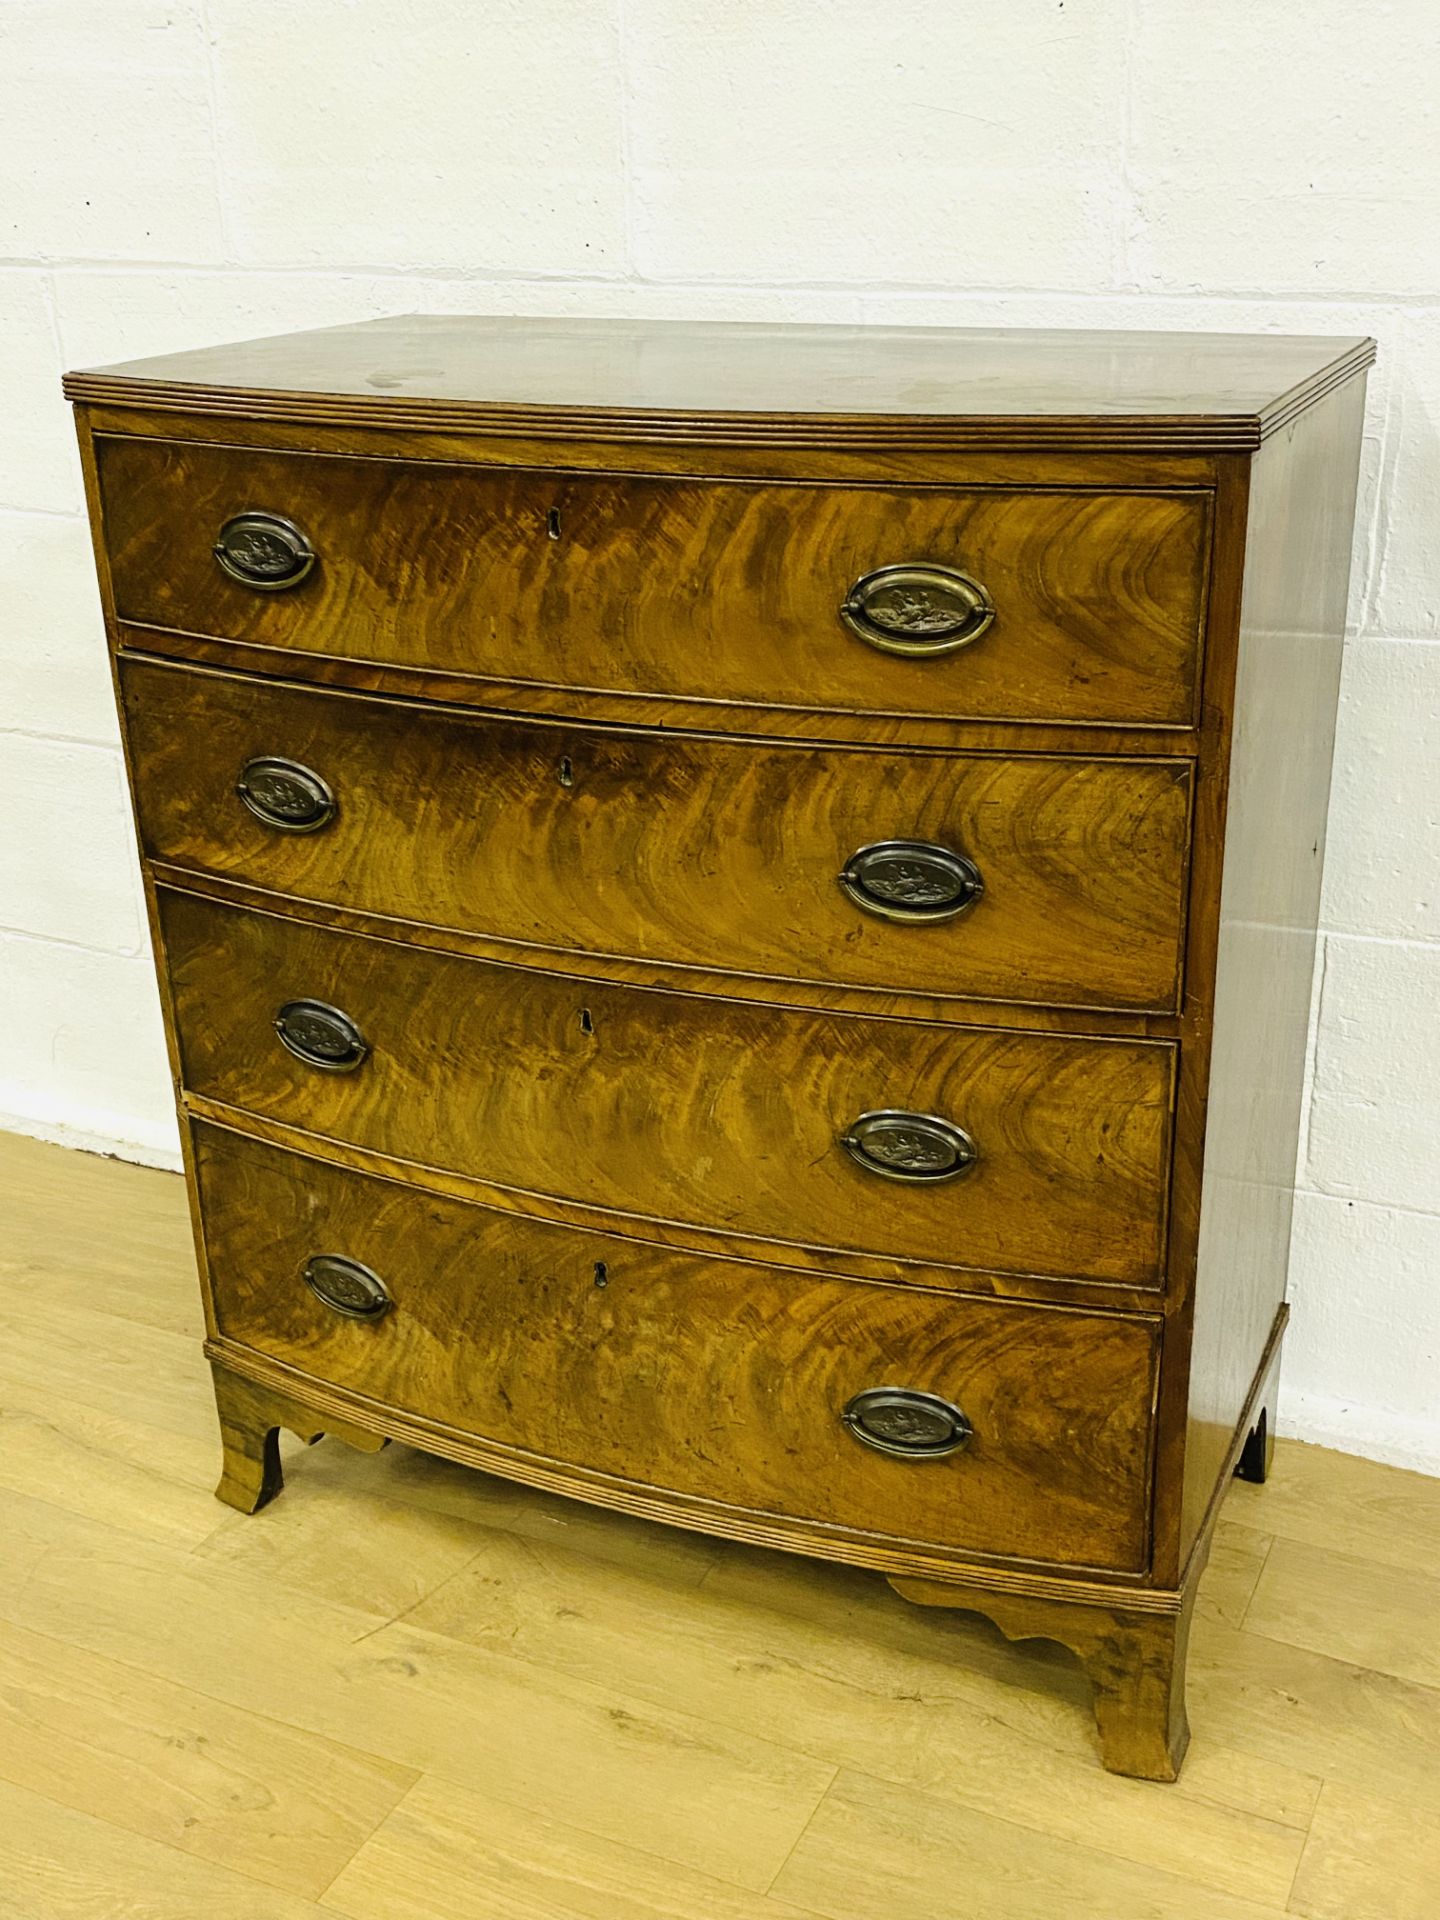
[{"x1": 65, "y1": 316, "x2": 1372, "y2": 1778}]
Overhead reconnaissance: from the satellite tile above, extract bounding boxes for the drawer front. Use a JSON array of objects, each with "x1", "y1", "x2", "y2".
[
  {"x1": 123, "y1": 657, "x2": 1193, "y2": 1014},
  {"x1": 195, "y1": 1124, "x2": 1157, "y2": 1571},
  {"x1": 99, "y1": 437, "x2": 1209, "y2": 727},
  {"x1": 161, "y1": 890, "x2": 1174, "y2": 1287}
]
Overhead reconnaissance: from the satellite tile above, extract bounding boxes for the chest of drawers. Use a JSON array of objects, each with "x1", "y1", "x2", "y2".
[{"x1": 66, "y1": 316, "x2": 1372, "y2": 1779}]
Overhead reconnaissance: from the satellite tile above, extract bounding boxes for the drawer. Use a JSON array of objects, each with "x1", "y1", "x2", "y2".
[
  {"x1": 123, "y1": 656, "x2": 1194, "y2": 1014},
  {"x1": 161, "y1": 889, "x2": 1175, "y2": 1288},
  {"x1": 194, "y1": 1124, "x2": 1157, "y2": 1571},
  {"x1": 98, "y1": 437, "x2": 1209, "y2": 727}
]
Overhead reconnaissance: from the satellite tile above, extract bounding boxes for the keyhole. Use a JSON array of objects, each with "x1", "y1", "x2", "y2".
[
  {"x1": 557, "y1": 755, "x2": 574, "y2": 788},
  {"x1": 593, "y1": 1260, "x2": 608, "y2": 1289},
  {"x1": 579, "y1": 1006, "x2": 594, "y2": 1036},
  {"x1": 547, "y1": 507, "x2": 562, "y2": 540}
]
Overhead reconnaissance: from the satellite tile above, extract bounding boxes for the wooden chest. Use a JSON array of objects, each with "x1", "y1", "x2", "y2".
[{"x1": 66, "y1": 316, "x2": 1372, "y2": 1778}]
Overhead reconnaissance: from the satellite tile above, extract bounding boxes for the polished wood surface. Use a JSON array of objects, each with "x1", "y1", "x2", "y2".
[
  {"x1": 98, "y1": 436, "x2": 1210, "y2": 727},
  {"x1": 893, "y1": 1571, "x2": 1201, "y2": 1782},
  {"x1": 65, "y1": 313, "x2": 1374, "y2": 452},
  {"x1": 196, "y1": 1125, "x2": 1157, "y2": 1572},
  {"x1": 1179, "y1": 377, "x2": 1368, "y2": 1555},
  {"x1": 4, "y1": 1129, "x2": 1440, "y2": 1917},
  {"x1": 122, "y1": 653, "x2": 1194, "y2": 1014},
  {"x1": 159, "y1": 887, "x2": 1176, "y2": 1288},
  {"x1": 66, "y1": 315, "x2": 1374, "y2": 1784}
]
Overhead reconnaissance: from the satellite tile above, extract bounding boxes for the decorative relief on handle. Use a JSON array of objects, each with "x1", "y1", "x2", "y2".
[
  {"x1": 274, "y1": 999, "x2": 369, "y2": 1072},
  {"x1": 839, "y1": 563, "x2": 994, "y2": 657},
  {"x1": 842, "y1": 1387, "x2": 972, "y2": 1459},
  {"x1": 839, "y1": 841, "x2": 984, "y2": 923},
  {"x1": 236, "y1": 757, "x2": 336, "y2": 834},
  {"x1": 213, "y1": 511, "x2": 316, "y2": 590},
  {"x1": 840, "y1": 1109, "x2": 977, "y2": 1183},
  {"x1": 303, "y1": 1253, "x2": 392, "y2": 1320}
]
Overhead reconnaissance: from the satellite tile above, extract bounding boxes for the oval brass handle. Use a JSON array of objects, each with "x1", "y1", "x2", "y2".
[
  {"x1": 213, "y1": 511, "x2": 316, "y2": 590},
  {"x1": 237, "y1": 757, "x2": 336, "y2": 834},
  {"x1": 842, "y1": 1387, "x2": 972, "y2": 1459},
  {"x1": 274, "y1": 999, "x2": 369, "y2": 1072},
  {"x1": 841, "y1": 1109, "x2": 977, "y2": 1183},
  {"x1": 839, "y1": 841, "x2": 983, "y2": 923},
  {"x1": 303, "y1": 1253, "x2": 392, "y2": 1321},
  {"x1": 839, "y1": 563, "x2": 994, "y2": 657}
]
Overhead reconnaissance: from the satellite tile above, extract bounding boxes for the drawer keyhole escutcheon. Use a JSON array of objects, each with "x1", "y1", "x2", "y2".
[
  {"x1": 274, "y1": 999, "x2": 369, "y2": 1073},
  {"x1": 213, "y1": 511, "x2": 316, "y2": 590},
  {"x1": 303, "y1": 1253, "x2": 392, "y2": 1321},
  {"x1": 839, "y1": 841, "x2": 984, "y2": 923},
  {"x1": 840, "y1": 563, "x2": 994, "y2": 657},
  {"x1": 236, "y1": 757, "x2": 336, "y2": 834},
  {"x1": 841, "y1": 1110, "x2": 977, "y2": 1183},
  {"x1": 842, "y1": 1387, "x2": 972, "y2": 1459}
]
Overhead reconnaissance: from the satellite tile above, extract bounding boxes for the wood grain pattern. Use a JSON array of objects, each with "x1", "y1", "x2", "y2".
[
  {"x1": 1179, "y1": 376, "x2": 1368, "y2": 1557},
  {"x1": 159, "y1": 887, "x2": 1176, "y2": 1288},
  {"x1": 122, "y1": 653, "x2": 1194, "y2": 1014},
  {"x1": 405, "y1": 1524, "x2": 1308, "y2": 1904},
  {"x1": 0, "y1": 1620, "x2": 417, "y2": 1901},
  {"x1": 891, "y1": 1570, "x2": 1201, "y2": 1781},
  {"x1": 210, "y1": 1363, "x2": 387, "y2": 1515},
  {"x1": 0, "y1": 1492, "x2": 834, "y2": 1902},
  {"x1": 194, "y1": 1124, "x2": 1157, "y2": 1573},
  {"x1": 767, "y1": 1766, "x2": 1281, "y2": 1920},
  {"x1": 64, "y1": 312, "x2": 1375, "y2": 449},
  {"x1": 63, "y1": 317, "x2": 1375, "y2": 1788},
  {"x1": 8, "y1": 1127, "x2": 1440, "y2": 1916},
  {"x1": 96, "y1": 435, "x2": 1210, "y2": 727},
  {"x1": 80, "y1": 401, "x2": 1229, "y2": 487}
]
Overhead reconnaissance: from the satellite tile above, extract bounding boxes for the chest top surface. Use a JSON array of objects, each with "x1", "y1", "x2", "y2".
[{"x1": 63, "y1": 313, "x2": 1373, "y2": 451}]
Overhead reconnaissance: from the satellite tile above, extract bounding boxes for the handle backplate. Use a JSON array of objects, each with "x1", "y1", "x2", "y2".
[
  {"x1": 841, "y1": 1109, "x2": 977, "y2": 1183},
  {"x1": 840, "y1": 563, "x2": 994, "y2": 657},
  {"x1": 303, "y1": 1253, "x2": 392, "y2": 1321},
  {"x1": 274, "y1": 999, "x2": 368, "y2": 1072},
  {"x1": 237, "y1": 757, "x2": 336, "y2": 834},
  {"x1": 842, "y1": 1387, "x2": 972, "y2": 1459},
  {"x1": 839, "y1": 841, "x2": 984, "y2": 923},
  {"x1": 214, "y1": 511, "x2": 316, "y2": 591}
]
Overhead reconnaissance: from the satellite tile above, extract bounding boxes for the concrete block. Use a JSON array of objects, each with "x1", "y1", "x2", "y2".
[
  {"x1": 0, "y1": 0, "x2": 224, "y2": 264},
  {"x1": 1367, "y1": 308, "x2": 1440, "y2": 638},
  {"x1": 628, "y1": 0, "x2": 1126, "y2": 287},
  {"x1": 0, "y1": 736, "x2": 144, "y2": 952},
  {"x1": 1286, "y1": 1189, "x2": 1440, "y2": 1473},
  {"x1": 1130, "y1": 3, "x2": 1440, "y2": 296},
  {"x1": 208, "y1": 0, "x2": 626, "y2": 272},
  {"x1": 1322, "y1": 639, "x2": 1440, "y2": 943},
  {"x1": 0, "y1": 932, "x2": 177, "y2": 1161},
  {"x1": 0, "y1": 273, "x2": 82, "y2": 512},
  {"x1": 1306, "y1": 934, "x2": 1440, "y2": 1213},
  {"x1": 0, "y1": 511, "x2": 117, "y2": 745}
]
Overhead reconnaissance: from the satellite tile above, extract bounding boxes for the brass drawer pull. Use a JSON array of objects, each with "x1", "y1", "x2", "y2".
[
  {"x1": 841, "y1": 1109, "x2": 977, "y2": 1183},
  {"x1": 842, "y1": 1387, "x2": 972, "y2": 1459},
  {"x1": 213, "y1": 511, "x2": 316, "y2": 590},
  {"x1": 840, "y1": 563, "x2": 994, "y2": 657},
  {"x1": 303, "y1": 1253, "x2": 392, "y2": 1321},
  {"x1": 839, "y1": 840, "x2": 983, "y2": 923},
  {"x1": 236, "y1": 757, "x2": 336, "y2": 834},
  {"x1": 274, "y1": 999, "x2": 368, "y2": 1072}
]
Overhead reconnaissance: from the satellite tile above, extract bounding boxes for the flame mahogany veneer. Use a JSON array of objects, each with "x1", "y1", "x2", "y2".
[{"x1": 67, "y1": 314, "x2": 1373, "y2": 1778}]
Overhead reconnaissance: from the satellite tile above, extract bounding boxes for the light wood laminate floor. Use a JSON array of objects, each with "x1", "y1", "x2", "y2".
[{"x1": 1, "y1": 1128, "x2": 1437, "y2": 1919}]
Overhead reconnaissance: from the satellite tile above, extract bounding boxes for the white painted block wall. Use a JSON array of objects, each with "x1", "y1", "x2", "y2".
[{"x1": 1, "y1": 1, "x2": 1435, "y2": 1471}]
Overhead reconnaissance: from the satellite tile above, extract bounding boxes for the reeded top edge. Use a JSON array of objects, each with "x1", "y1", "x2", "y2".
[{"x1": 62, "y1": 314, "x2": 1376, "y2": 452}]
